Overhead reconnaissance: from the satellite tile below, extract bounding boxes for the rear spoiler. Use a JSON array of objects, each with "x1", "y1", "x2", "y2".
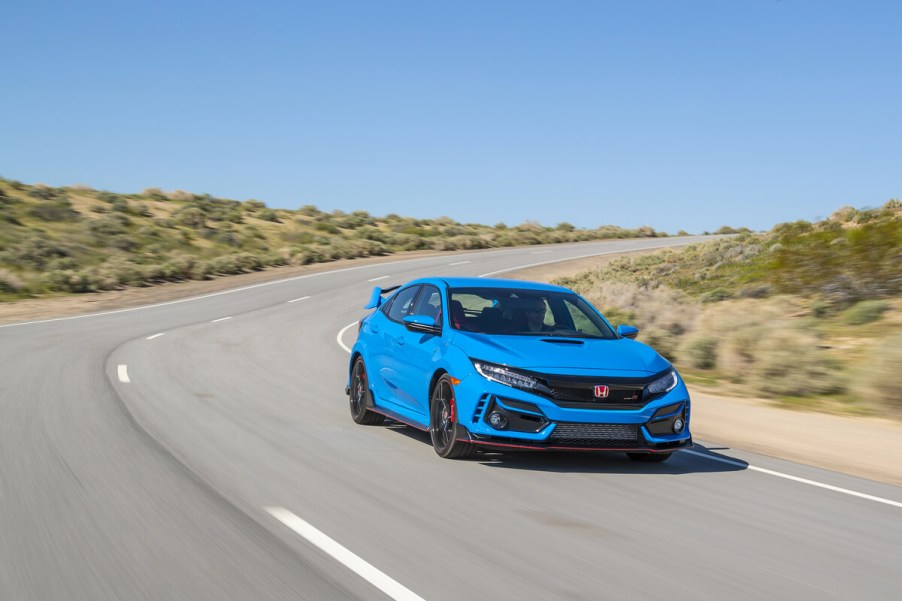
[{"x1": 363, "y1": 285, "x2": 401, "y2": 309}]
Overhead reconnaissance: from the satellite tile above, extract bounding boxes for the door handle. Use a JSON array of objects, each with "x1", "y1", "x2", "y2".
[
  {"x1": 394, "y1": 336, "x2": 405, "y2": 346},
  {"x1": 370, "y1": 324, "x2": 379, "y2": 334}
]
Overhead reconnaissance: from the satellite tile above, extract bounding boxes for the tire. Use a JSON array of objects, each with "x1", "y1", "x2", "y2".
[
  {"x1": 626, "y1": 452, "x2": 672, "y2": 463},
  {"x1": 429, "y1": 375, "x2": 476, "y2": 459},
  {"x1": 349, "y1": 358, "x2": 385, "y2": 425}
]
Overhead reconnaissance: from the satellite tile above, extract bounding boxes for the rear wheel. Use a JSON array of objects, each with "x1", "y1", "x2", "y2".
[
  {"x1": 349, "y1": 358, "x2": 385, "y2": 425},
  {"x1": 430, "y1": 375, "x2": 476, "y2": 459},
  {"x1": 626, "y1": 452, "x2": 672, "y2": 463}
]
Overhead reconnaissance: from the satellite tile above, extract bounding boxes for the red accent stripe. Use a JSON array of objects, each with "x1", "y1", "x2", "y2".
[{"x1": 466, "y1": 440, "x2": 690, "y2": 452}]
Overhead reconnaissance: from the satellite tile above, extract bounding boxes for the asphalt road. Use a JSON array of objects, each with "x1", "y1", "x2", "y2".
[{"x1": 2, "y1": 237, "x2": 901, "y2": 601}]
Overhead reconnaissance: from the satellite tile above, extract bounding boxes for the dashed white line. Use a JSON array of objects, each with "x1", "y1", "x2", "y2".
[
  {"x1": 680, "y1": 449, "x2": 902, "y2": 509},
  {"x1": 146, "y1": 332, "x2": 165, "y2": 340},
  {"x1": 368, "y1": 275, "x2": 389, "y2": 282},
  {"x1": 337, "y1": 322, "x2": 357, "y2": 354},
  {"x1": 117, "y1": 365, "x2": 130, "y2": 383},
  {"x1": 450, "y1": 260, "x2": 471, "y2": 266},
  {"x1": 211, "y1": 316, "x2": 233, "y2": 323},
  {"x1": 287, "y1": 296, "x2": 311, "y2": 303},
  {"x1": 266, "y1": 507, "x2": 427, "y2": 601}
]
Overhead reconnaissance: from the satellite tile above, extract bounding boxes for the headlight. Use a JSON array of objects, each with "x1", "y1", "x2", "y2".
[
  {"x1": 473, "y1": 360, "x2": 538, "y2": 390},
  {"x1": 647, "y1": 369, "x2": 678, "y2": 395}
]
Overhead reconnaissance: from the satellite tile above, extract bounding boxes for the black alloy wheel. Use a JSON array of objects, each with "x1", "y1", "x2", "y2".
[
  {"x1": 349, "y1": 358, "x2": 385, "y2": 425},
  {"x1": 626, "y1": 452, "x2": 672, "y2": 463},
  {"x1": 429, "y1": 375, "x2": 476, "y2": 459}
]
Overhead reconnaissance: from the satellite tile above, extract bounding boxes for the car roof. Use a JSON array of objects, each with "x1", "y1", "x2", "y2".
[{"x1": 402, "y1": 277, "x2": 573, "y2": 293}]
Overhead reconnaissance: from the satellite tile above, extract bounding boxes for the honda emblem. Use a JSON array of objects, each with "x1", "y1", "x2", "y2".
[{"x1": 594, "y1": 385, "x2": 609, "y2": 398}]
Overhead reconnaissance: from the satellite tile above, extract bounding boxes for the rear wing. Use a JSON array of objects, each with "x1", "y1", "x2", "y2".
[{"x1": 363, "y1": 285, "x2": 401, "y2": 309}]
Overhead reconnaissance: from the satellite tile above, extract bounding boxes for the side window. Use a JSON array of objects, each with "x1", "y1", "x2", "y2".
[
  {"x1": 412, "y1": 285, "x2": 442, "y2": 323},
  {"x1": 385, "y1": 286, "x2": 421, "y2": 322}
]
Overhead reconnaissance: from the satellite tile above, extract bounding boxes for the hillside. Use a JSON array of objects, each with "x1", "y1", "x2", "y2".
[
  {"x1": 0, "y1": 178, "x2": 669, "y2": 300},
  {"x1": 555, "y1": 201, "x2": 902, "y2": 417}
]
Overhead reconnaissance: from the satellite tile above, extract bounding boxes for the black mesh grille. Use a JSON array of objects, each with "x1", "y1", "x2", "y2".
[{"x1": 548, "y1": 422, "x2": 643, "y2": 448}]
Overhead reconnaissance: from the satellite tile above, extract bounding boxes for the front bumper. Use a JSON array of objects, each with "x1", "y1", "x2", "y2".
[{"x1": 453, "y1": 376, "x2": 692, "y2": 453}]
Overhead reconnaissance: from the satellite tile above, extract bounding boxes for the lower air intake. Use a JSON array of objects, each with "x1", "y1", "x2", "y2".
[{"x1": 550, "y1": 423, "x2": 639, "y2": 441}]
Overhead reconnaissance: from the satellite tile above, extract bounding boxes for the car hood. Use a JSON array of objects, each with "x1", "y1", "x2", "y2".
[{"x1": 450, "y1": 332, "x2": 670, "y2": 376}]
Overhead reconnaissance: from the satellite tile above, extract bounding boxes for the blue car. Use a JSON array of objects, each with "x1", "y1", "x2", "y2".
[{"x1": 346, "y1": 277, "x2": 692, "y2": 461}]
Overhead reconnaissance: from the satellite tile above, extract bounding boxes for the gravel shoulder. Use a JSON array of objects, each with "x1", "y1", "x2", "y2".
[{"x1": 4, "y1": 246, "x2": 901, "y2": 486}]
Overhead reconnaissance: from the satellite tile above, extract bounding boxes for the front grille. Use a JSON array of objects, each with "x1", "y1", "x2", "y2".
[
  {"x1": 549, "y1": 422, "x2": 639, "y2": 442},
  {"x1": 546, "y1": 381, "x2": 645, "y2": 408}
]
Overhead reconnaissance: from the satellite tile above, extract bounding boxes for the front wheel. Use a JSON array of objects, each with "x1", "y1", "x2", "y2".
[
  {"x1": 430, "y1": 375, "x2": 476, "y2": 459},
  {"x1": 626, "y1": 452, "x2": 672, "y2": 463},
  {"x1": 349, "y1": 358, "x2": 385, "y2": 425}
]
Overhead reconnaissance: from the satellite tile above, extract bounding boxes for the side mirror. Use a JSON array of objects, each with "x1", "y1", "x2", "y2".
[
  {"x1": 617, "y1": 324, "x2": 639, "y2": 339},
  {"x1": 403, "y1": 314, "x2": 441, "y2": 335}
]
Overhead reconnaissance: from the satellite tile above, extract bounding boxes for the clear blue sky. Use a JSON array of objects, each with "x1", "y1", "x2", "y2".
[{"x1": 2, "y1": 0, "x2": 899, "y2": 233}]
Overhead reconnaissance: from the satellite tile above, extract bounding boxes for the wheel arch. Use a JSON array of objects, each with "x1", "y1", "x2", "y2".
[{"x1": 428, "y1": 368, "x2": 448, "y2": 402}]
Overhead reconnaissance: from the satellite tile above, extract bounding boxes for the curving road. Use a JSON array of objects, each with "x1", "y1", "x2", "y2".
[{"x1": 2, "y1": 237, "x2": 901, "y2": 601}]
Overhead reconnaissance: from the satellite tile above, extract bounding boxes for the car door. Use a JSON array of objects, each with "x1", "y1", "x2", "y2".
[
  {"x1": 393, "y1": 284, "x2": 444, "y2": 416},
  {"x1": 369, "y1": 285, "x2": 422, "y2": 409}
]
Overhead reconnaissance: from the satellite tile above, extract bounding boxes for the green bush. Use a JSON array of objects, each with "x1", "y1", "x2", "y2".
[
  {"x1": 28, "y1": 199, "x2": 80, "y2": 222},
  {"x1": 853, "y1": 335, "x2": 902, "y2": 414},
  {"x1": 746, "y1": 330, "x2": 844, "y2": 396},
  {"x1": 683, "y1": 337, "x2": 718, "y2": 369},
  {"x1": 842, "y1": 300, "x2": 890, "y2": 325},
  {"x1": 258, "y1": 209, "x2": 280, "y2": 223},
  {"x1": 642, "y1": 329, "x2": 679, "y2": 362}
]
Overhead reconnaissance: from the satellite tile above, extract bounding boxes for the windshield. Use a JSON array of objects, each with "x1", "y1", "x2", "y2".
[{"x1": 448, "y1": 287, "x2": 617, "y2": 339}]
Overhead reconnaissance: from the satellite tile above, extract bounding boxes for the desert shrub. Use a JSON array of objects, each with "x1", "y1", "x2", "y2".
[
  {"x1": 842, "y1": 300, "x2": 890, "y2": 325},
  {"x1": 159, "y1": 254, "x2": 198, "y2": 280},
  {"x1": 88, "y1": 214, "x2": 131, "y2": 237},
  {"x1": 682, "y1": 336, "x2": 719, "y2": 369},
  {"x1": 27, "y1": 186, "x2": 58, "y2": 200},
  {"x1": 0, "y1": 203, "x2": 21, "y2": 224},
  {"x1": 599, "y1": 307, "x2": 637, "y2": 327},
  {"x1": 28, "y1": 198, "x2": 80, "y2": 222},
  {"x1": 96, "y1": 191, "x2": 125, "y2": 204},
  {"x1": 641, "y1": 328, "x2": 679, "y2": 361},
  {"x1": 745, "y1": 330, "x2": 844, "y2": 396},
  {"x1": 96, "y1": 258, "x2": 147, "y2": 287},
  {"x1": 172, "y1": 206, "x2": 206, "y2": 229},
  {"x1": 110, "y1": 235, "x2": 139, "y2": 251},
  {"x1": 243, "y1": 199, "x2": 266, "y2": 212},
  {"x1": 2, "y1": 236, "x2": 71, "y2": 269},
  {"x1": 142, "y1": 188, "x2": 167, "y2": 201},
  {"x1": 852, "y1": 335, "x2": 902, "y2": 414},
  {"x1": 0, "y1": 270, "x2": 23, "y2": 293},
  {"x1": 258, "y1": 209, "x2": 280, "y2": 223}
]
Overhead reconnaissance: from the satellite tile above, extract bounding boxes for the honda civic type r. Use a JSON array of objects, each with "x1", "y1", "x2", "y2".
[{"x1": 346, "y1": 277, "x2": 692, "y2": 461}]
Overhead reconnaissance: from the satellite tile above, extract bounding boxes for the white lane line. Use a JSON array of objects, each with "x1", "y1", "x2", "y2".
[
  {"x1": 477, "y1": 243, "x2": 693, "y2": 277},
  {"x1": 266, "y1": 507, "x2": 427, "y2": 601},
  {"x1": 368, "y1": 275, "x2": 389, "y2": 282},
  {"x1": 117, "y1": 365, "x2": 130, "y2": 383},
  {"x1": 211, "y1": 316, "x2": 233, "y2": 323},
  {"x1": 531, "y1": 250, "x2": 553, "y2": 254},
  {"x1": 337, "y1": 322, "x2": 357, "y2": 354},
  {"x1": 333, "y1": 319, "x2": 902, "y2": 509},
  {"x1": 449, "y1": 260, "x2": 471, "y2": 266},
  {"x1": 288, "y1": 296, "x2": 311, "y2": 303},
  {"x1": 146, "y1": 332, "x2": 165, "y2": 340},
  {"x1": 2, "y1": 239, "x2": 706, "y2": 329},
  {"x1": 681, "y1": 449, "x2": 902, "y2": 509}
]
